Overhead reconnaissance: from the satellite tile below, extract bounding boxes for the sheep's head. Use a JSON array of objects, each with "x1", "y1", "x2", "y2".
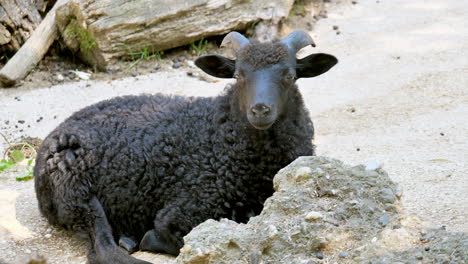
[{"x1": 195, "y1": 31, "x2": 338, "y2": 130}]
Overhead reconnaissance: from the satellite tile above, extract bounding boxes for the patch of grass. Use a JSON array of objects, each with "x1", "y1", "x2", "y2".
[
  {"x1": 245, "y1": 21, "x2": 260, "y2": 38},
  {"x1": 0, "y1": 133, "x2": 36, "y2": 181},
  {"x1": 292, "y1": 0, "x2": 312, "y2": 17},
  {"x1": 190, "y1": 37, "x2": 209, "y2": 56},
  {"x1": 117, "y1": 44, "x2": 164, "y2": 69}
]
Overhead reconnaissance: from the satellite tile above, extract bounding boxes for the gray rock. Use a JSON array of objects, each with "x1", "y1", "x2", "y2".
[
  {"x1": 379, "y1": 214, "x2": 390, "y2": 226},
  {"x1": 175, "y1": 157, "x2": 468, "y2": 264},
  {"x1": 338, "y1": 252, "x2": 349, "y2": 258}
]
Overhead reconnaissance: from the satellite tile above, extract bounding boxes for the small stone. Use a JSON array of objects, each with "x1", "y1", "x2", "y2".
[
  {"x1": 379, "y1": 214, "x2": 390, "y2": 226},
  {"x1": 338, "y1": 252, "x2": 349, "y2": 258},
  {"x1": 356, "y1": 147, "x2": 360, "y2": 151},
  {"x1": 305, "y1": 211, "x2": 324, "y2": 221},
  {"x1": 352, "y1": 1, "x2": 357, "y2": 4},
  {"x1": 131, "y1": 72, "x2": 138, "y2": 77},
  {"x1": 173, "y1": 61, "x2": 182, "y2": 69},
  {"x1": 336, "y1": 31, "x2": 341, "y2": 35},
  {"x1": 187, "y1": 60, "x2": 195, "y2": 68},
  {"x1": 18, "y1": 120, "x2": 25, "y2": 124},
  {"x1": 154, "y1": 65, "x2": 161, "y2": 71},
  {"x1": 392, "y1": 224, "x2": 401, "y2": 229},
  {"x1": 45, "y1": 234, "x2": 52, "y2": 238},
  {"x1": 415, "y1": 252, "x2": 423, "y2": 260},
  {"x1": 424, "y1": 246, "x2": 430, "y2": 251},
  {"x1": 25, "y1": 249, "x2": 31, "y2": 254},
  {"x1": 440, "y1": 132, "x2": 445, "y2": 136},
  {"x1": 56, "y1": 74, "x2": 64, "y2": 81},
  {"x1": 316, "y1": 252, "x2": 324, "y2": 259},
  {"x1": 365, "y1": 161, "x2": 382, "y2": 171},
  {"x1": 332, "y1": 25, "x2": 339, "y2": 30},
  {"x1": 439, "y1": 225, "x2": 446, "y2": 231}
]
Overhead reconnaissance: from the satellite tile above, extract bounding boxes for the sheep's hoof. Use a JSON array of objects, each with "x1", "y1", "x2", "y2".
[
  {"x1": 119, "y1": 236, "x2": 138, "y2": 253},
  {"x1": 139, "y1": 229, "x2": 179, "y2": 256}
]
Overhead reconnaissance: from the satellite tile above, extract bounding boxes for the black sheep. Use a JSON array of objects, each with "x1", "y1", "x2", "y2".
[{"x1": 34, "y1": 31, "x2": 337, "y2": 264}]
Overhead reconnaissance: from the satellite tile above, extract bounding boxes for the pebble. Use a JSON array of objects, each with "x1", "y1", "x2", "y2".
[
  {"x1": 392, "y1": 224, "x2": 401, "y2": 229},
  {"x1": 338, "y1": 252, "x2": 349, "y2": 258},
  {"x1": 56, "y1": 74, "x2": 64, "y2": 81},
  {"x1": 173, "y1": 61, "x2": 182, "y2": 69},
  {"x1": 379, "y1": 214, "x2": 390, "y2": 226},
  {"x1": 333, "y1": 25, "x2": 339, "y2": 30},
  {"x1": 25, "y1": 249, "x2": 31, "y2": 254},
  {"x1": 18, "y1": 120, "x2": 25, "y2": 124},
  {"x1": 305, "y1": 211, "x2": 324, "y2": 221},
  {"x1": 316, "y1": 252, "x2": 324, "y2": 259},
  {"x1": 45, "y1": 234, "x2": 52, "y2": 238},
  {"x1": 187, "y1": 60, "x2": 195, "y2": 68},
  {"x1": 131, "y1": 72, "x2": 138, "y2": 77},
  {"x1": 365, "y1": 161, "x2": 382, "y2": 171}
]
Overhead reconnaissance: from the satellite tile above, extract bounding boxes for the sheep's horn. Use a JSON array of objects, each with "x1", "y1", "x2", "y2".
[
  {"x1": 221, "y1": 32, "x2": 250, "y2": 52},
  {"x1": 281, "y1": 30, "x2": 316, "y2": 54}
]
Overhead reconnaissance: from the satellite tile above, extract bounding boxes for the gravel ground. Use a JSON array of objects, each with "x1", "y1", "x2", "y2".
[{"x1": 0, "y1": 0, "x2": 467, "y2": 263}]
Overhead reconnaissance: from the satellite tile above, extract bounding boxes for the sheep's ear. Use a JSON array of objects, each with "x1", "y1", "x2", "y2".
[
  {"x1": 296, "y1": 53, "x2": 338, "y2": 78},
  {"x1": 195, "y1": 55, "x2": 236, "y2": 78}
]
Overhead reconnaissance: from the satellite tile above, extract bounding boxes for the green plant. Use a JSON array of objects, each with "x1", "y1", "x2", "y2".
[
  {"x1": 190, "y1": 37, "x2": 209, "y2": 56},
  {"x1": 292, "y1": 0, "x2": 311, "y2": 17},
  {"x1": 117, "y1": 44, "x2": 163, "y2": 69},
  {"x1": 65, "y1": 18, "x2": 97, "y2": 54},
  {"x1": 0, "y1": 133, "x2": 36, "y2": 181}
]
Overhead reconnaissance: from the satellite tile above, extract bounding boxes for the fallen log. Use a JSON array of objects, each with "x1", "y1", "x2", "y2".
[
  {"x1": 55, "y1": 0, "x2": 295, "y2": 70},
  {"x1": 0, "y1": 0, "x2": 68, "y2": 87}
]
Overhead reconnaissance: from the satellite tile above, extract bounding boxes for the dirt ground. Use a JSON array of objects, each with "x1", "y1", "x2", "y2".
[{"x1": 0, "y1": 0, "x2": 467, "y2": 263}]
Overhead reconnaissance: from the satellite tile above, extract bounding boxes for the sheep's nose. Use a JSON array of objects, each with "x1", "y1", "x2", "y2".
[{"x1": 251, "y1": 104, "x2": 271, "y2": 117}]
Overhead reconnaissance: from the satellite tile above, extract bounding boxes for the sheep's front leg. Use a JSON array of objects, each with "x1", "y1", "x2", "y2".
[
  {"x1": 140, "y1": 229, "x2": 179, "y2": 255},
  {"x1": 140, "y1": 198, "x2": 224, "y2": 256},
  {"x1": 87, "y1": 197, "x2": 150, "y2": 264}
]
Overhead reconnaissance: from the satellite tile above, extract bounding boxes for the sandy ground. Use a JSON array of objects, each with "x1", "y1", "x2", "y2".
[{"x1": 0, "y1": 0, "x2": 467, "y2": 263}]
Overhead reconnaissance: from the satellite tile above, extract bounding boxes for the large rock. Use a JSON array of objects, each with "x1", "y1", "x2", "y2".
[
  {"x1": 175, "y1": 157, "x2": 467, "y2": 263},
  {"x1": 54, "y1": 0, "x2": 295, "y2": 69}
]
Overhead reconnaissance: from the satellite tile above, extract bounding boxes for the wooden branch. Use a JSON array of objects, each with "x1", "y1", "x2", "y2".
[{"x1": 0, "y1": 0, "x2": 68, "y2": 87}]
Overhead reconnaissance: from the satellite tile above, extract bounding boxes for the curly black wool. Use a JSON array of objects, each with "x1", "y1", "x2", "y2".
[{"x1": 35, "y1": 83, "x2": 314, "y2": 247}]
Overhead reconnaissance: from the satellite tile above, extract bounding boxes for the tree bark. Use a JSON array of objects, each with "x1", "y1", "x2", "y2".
[
  {"x1": 0, "y1": 0, "x2": 45, "y2": 54},
  {"x1": 55, "y1": 0, "x2": 295, "y2": 69},
  {"x1": 0, "y1": 0, "x2": 68, "y2": 87}
]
